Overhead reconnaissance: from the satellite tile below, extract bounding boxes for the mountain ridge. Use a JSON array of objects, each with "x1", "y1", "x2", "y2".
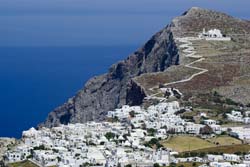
[{"x1": 40, "y1": 7, "x2": 250, "y2": 128}]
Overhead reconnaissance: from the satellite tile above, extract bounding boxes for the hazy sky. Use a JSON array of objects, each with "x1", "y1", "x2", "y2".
[{"x1": 0, "y1": 0, "x2": 250, "y2": 46}]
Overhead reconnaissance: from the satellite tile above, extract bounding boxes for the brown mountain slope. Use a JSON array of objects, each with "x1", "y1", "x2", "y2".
[{"x1": 135, "y1": 7, "x2": 250, "y2": 111}]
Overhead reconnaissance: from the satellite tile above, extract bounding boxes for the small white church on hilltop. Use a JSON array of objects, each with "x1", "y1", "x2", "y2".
[{"x1": 198, "y1": 28, "x2": 231, "y2": 41}]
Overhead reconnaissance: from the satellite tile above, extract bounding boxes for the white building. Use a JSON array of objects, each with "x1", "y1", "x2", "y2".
[
  {"x1": 223, "y1": 154, "x2": 240, "y2": 162},
  {"x1": 204, "y1": 119, "x2": 217, "y2": 126},
  {"x1": 227, "y1": 110, "x2": 243, "y2": 123},
  {"x1": 207, "y1": 154, "x2": 223, "y2": 162},
  {"x1": 5, "y1": 151, "x2": 23, "y2": 162},
  {"x1": 244, "y1": 117, "x2": 250, "y2": 124},
  {"x1": 200, "y1": 112, "x2": 208, "y2": 118},
  {"x1": 185, "y1": 122, "x2": 203, "y2": 134},
  {"x1": 210, "y1": 125, "x2": 222, "y2": 134},
  {"x1": 33, "y1": 150, "x2": 58, "y2": 167},
  {"x1": 198, "y1": 28, "x2": 231, "y2": 41},
  {"x1": 210, "y1": 162, "x2": 232, "y2": 167},
  {"x1": 243, "y1": 161, "x2": 250, "y2": 167},
  {"x1": 229, "y1": 127, "x2": 250, "y2": 141},
  {"x1": 245, "y1": 154, "x2": 250, "y2": 161}
]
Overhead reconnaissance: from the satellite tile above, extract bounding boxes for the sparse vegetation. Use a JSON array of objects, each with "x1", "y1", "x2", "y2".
[
  {"x1": 147, "y1": 128, "x2": 157, "y2": 136},
  {"x1": 105, "y1": 132, "x2": 116, "y2": 141},
  {"x1": 182, "y1": 144, "x2": 250, "y2": 155},
  {"x1": 33, "y1": 145, "x2": 46, "y2": 150},
  {"x1": 129, "y1": 111, "x2": 135, "y2": 118},
  {"x1": 7, "y1": 160, "x2": 39, "y2": 167},
  {"x1": 144, "y1": 138, "x2": 163, "y2": 149},
  {"x1": 153, "y1": 163, "x2": 160, "y2": 167},
  {"x1": 225, "y1": 98, "x2": 241, "y2": 106},
  {"x1": 206, "y1": 135, "x2": 242, "y2": 146},
  {"x1": 125, "y1": 164, "x2": 132, "y2": 167},
  {"x1": 165, "y1": 162, "x2": 202, "y2": 167},
  {"x1": 161, "y1": 136, "x2": 215, "y2": 152},
  {"x1": 134, "y1": 65, "x2": 200, "y2": 95}
]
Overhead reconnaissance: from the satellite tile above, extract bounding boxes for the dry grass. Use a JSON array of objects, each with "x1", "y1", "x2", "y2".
[
  {"x1": 161, "y1": 136, "x2": 215, "y2": 152},
  {"x1": 134, "y1": 65, "x2": 200, "y2": 92},
  {"x1": 186, "y1": 144, "x2": 250, "y2": 154},
  {"x1": 206, "y1": 136, "x2": 242, "y2": 146},
  {"x1": 167, "y1": 162, "x2": 203, "y2": 167},
  {"x1": 7, "y1": 160, "x2": 39, "y2": 167}
]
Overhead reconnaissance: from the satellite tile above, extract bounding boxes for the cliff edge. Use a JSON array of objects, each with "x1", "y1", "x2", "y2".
[{"x1": 40, "y1": 20, "x2": 179, "y2": 128}]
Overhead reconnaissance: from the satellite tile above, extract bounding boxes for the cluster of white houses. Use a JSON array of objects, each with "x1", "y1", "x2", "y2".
[
  {"x1": 226, "y1": 110, "x2": 250, "y2": 124},
  {"x1": 5, "y1": 121, "x2": 171, "y2": 167},
  {"x1": 175, "y1": 154, "x2": 250, "y2": 167},
  {"x1": 4, "y1": 101, "x2": 250, "y2": 167},
  {"x1": 107, "y1": 101, "x2": 222, "y2": 135}
]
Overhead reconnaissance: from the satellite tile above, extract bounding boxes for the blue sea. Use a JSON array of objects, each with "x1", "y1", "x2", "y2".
[{"x1": 0, "y1": 46, "x2": 136, "y2": 137}]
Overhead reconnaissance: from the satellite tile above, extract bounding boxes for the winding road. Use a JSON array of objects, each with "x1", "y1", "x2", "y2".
[
  {"x1": 163, "y1": 37, "x2": 208, "y2": 87},
  {"x1": 147, "y1": 37, "x2": 209, "y2": 99}
]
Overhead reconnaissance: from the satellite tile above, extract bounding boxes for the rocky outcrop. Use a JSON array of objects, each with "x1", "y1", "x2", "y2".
[
  {"x1": 126, "y1": 79, "x2": 147, "y2": 106},
  {"x1": 40, "y1": 24, "x2": 179, "y2": 128}
]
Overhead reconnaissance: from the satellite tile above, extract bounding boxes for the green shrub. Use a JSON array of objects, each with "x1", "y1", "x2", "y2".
[
  {"x1": 144, "y1": 138, "x2": 163, "y2": 149},
  {"x1": 225, "y1": 98, "x2": 239, "y2": 106},
  {"x1": 33, "y1": 145, "x2": 46, "y2": 150},
  {"x1": 153, "y1": 163, "x2": 160, "y2": 167},
  {"x1": 147, "y1": 128, "x2": 157, "y2": 136},
  {"x1": 105, "y1": 132, "x2": 116, "y2": 141},
  {"x1": 125, "y1": 164, "x2": 132, "y2": 167}
]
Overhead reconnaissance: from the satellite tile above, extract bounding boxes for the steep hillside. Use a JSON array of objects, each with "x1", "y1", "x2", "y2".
[
  {"x1": 40, "y1": 22, "x2": 179, "y2": 127},
  {"x1": 40, "y1": 7, "x2": 250, "y2": 128},
  {"x1": 135, "y1": 7, "x2": 250, "y2": 117}
]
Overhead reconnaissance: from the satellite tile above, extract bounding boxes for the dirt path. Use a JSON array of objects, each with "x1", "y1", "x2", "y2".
[
  {"x1": 163, "y1": 37, "x2": 208, "y2": 86},
  {"x1": 147, "y1": 37, "x2": 208, "y2": 99}
]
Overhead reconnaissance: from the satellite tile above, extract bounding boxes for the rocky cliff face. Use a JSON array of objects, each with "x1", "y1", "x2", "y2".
[{"x1": 40, "y1": 24, "x2": 179, "y2": 128}]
